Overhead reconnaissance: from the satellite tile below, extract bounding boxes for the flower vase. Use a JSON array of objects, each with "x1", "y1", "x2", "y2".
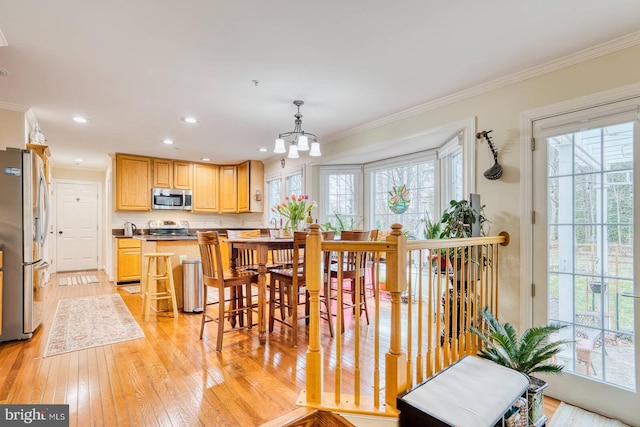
[{"x1": 287, "y1": 218, "x2": 301, "y2": 235}]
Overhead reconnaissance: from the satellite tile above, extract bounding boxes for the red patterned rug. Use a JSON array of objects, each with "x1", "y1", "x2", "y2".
[{"x1": 43, "y1": 294, "x2": 144, "y2": 357}]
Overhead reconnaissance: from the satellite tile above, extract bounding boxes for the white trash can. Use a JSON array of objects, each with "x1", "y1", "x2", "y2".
[{"x1": 182, "y1": 258, "x2": 203, "y2": 313}]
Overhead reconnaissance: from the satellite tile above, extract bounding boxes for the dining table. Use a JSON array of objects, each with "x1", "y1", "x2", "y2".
[{"x1": 225, "y1": 236, "x2": 294, "y2": 344}]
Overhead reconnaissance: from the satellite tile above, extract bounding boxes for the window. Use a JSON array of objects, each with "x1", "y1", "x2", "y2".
[
  {"x1": 439, "y1": 133, "x2": 464, "y2": 205},
  {"x1": 266, "y1": 177, "x2": 281, "y2": 223},
  {"x1": 318, "y1": 127, "x2": 471, "y2": 238},
  {"x1": 365, "y1": 152, "x2": 437, "y2": 239},
  {"x1": 286, "y1": 171, "x2": 302, "y2": 197},
  {"x1": 319, "y1": 166, "x2": 362, "y2": 229},
  {"x1": 266, "y1": 167, "x2": 304, "y2": 224}
]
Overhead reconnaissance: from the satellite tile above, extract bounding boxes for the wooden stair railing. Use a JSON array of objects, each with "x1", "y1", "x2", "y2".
[{"x1": 298, "y1": 224, "x2": 509, "y2": 419}]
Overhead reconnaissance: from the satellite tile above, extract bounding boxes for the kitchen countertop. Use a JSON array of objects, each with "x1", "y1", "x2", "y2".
[
  {"x1": 113, "y1": 228, "x2": 271, "y2": 240},
  {"x1": 132, "y1": 235, "x2": 198, "y2": 241}
]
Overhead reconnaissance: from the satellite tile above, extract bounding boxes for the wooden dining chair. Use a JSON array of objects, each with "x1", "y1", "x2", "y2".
[
  {"x1": 226, "y1": 229, "x2": 282, "y2": 271},
  {"x1": 226, "y1": 229, "x2": 261, "y2": 271},
  {"x1": 268, "y1": 231, "x2": 308, "y2": 346},
  {"x1": 269, "y1": 231, "x2": 335, "y2": 345},
  {"x1": 366, "y1": 229, "x2": 381, "y2": 300},
  {"x1": 328, "y1": 230, "x2": 371, "y2": 332},
  {"x1": 197, "y1": 231, "x2": 259, "y2": 351}
]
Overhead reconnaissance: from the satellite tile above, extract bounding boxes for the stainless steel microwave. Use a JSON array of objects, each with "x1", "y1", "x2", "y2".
[{"x1": 152, "y1": 188, "x2": 192, "y2": 210}]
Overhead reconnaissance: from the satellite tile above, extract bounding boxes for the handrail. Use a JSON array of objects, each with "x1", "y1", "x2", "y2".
[{"x1": 298, "y1": 224, "x2": 509, "y2": 418}]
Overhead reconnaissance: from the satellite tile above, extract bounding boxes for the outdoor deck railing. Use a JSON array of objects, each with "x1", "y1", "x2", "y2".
[{"x1": 297, "y1": 223, "x2": 510, "y2": 418}]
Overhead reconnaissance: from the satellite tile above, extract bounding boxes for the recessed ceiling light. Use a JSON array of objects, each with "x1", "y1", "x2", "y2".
[
  {"x1": 201, "y1": 158, "x2": 210, "y2": 162},
  {"x1": 162, "y1": 138, "x2": 174, "y2": 145},
  {"x1": 182, "y1": 116, "x2": 198, "y2": 124},
  {"x1": 72, "y1": 116, "x2": 88, "y2": 123},
  {"x1": 258, "y1": 148, "x2": 268, "y2": 152},
  {"x1": 74, "y1": 158, "x2": 84, "y2": 163}
]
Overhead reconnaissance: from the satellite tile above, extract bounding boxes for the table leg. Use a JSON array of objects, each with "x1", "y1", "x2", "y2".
[{"x1": 258, "y1": 245, "x2": 268, "y2": 344}]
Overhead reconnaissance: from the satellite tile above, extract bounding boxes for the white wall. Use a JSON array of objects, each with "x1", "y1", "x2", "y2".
[
  {"x1": 264, "y1": 43, "x2": 640, "y2": 328},
  {"x1": 0, "y1": 108, "x2": 25, "y2": 149}
]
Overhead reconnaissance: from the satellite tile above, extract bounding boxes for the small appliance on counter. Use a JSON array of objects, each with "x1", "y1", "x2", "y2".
[
  {"x1": 148, "y1": 220, "x2": 192, "y2": 237},
  {"x1": 124, "y1": 221, "x2": 137, "y2": 237}
]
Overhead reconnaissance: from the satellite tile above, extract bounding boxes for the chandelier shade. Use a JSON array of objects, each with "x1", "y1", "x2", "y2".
[{"x1": 274, "y1": 100, "x2": 321, "y2": 158}]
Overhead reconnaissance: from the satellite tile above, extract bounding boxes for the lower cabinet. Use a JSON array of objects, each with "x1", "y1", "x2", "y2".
[{"x1": 116, "y1": 238, "x2": 141, "y2": 283}]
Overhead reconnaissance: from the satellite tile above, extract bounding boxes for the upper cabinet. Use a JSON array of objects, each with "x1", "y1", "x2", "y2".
[
  {"x1": 237, "y1": 160, "x2": 264, "y2": 213},
  {"x1": 27, "y1": 144, "x2": 51, "y2": 184},
  {"x1": 114, "y1": 153, "x2": 263, "y2": 213},
  {"x1": 218, "y1": 165, "x2": 238, "y2": 213},
  {"x1": 115, "y1": 154, "x2": 151, "y2": 211},
  {"x1": 192, "y1": 163, "x2": 219, "y2": 213},
  {"x1": 173, "y1": 161, "x2": 192, "y2": 189},
  {"x1": 153, "y1": 159, "x2": 192, "y2": 189}
]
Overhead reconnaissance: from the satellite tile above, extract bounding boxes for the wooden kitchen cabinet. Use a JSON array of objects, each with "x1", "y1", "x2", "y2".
[
  {"x1": 153, "y1": 159, "x2": 192, "y2": 189},
  {"x1": 173, "y1": 161, "x2": 192, "y2": 189},
  {"x1": 116, "y1": 238, "x2": 141, "y2": 283},
  {"x1": 115, "y1": 154, "x2": 151, "y2": 211},
  {"x1": 27, "y1": 143, "x2": 51, "y2": 184},
  {"x1": 192, "y1": 163, "x2": 219, "y2": 212},
  {"x1": 218, "y1": 165, "x2": 237, "y2": 213},
  {"x1": 237, "y1": 160, "x2": 264, "y2": 213}
]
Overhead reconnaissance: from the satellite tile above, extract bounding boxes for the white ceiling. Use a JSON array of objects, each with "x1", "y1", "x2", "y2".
[{"x1": 1, "y1": 1, "x2": 639, "y2": 170}]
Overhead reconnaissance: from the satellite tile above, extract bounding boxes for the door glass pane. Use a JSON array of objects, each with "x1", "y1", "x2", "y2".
[{"x1": 547, "y1": 122, "x2": 635, "y2": 390}]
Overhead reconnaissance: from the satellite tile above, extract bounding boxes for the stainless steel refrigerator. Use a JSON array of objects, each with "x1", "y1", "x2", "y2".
[{"x1": 0, "y1": 147, "x2": 49, "y2": 342}]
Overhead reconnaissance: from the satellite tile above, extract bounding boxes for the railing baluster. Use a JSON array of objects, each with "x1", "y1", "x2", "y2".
[{"x1": 299, "y1": 226, "x2": 509, "y2": 418}]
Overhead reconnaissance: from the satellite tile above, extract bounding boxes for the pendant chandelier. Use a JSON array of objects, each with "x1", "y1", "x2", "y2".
[{"x1": 273, "y1": 100, "x2": 321, "y2": 158}]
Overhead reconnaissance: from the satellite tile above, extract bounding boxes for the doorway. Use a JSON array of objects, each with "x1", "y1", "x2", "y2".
[
  {"x1": 55, "y1": 180, "x2": 101, "y2": 272},
  {"x1": 528, "y1": 97, "x2": 639, "y2": 424}
]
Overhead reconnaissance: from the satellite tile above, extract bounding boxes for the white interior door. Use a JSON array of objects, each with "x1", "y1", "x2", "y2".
[
  {"x1": 532, "y1": 99, "x2": 639, "y2": 425},
  {"x1": 56, "y1": 181, "x2": 99, "y2": 272}
]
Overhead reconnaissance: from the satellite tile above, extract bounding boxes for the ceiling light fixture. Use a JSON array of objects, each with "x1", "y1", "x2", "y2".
[
  {"x1": 162, "y1": 138, "x2": 174, "y2": 145},
  {"x1": 182, "y1": 116, "x2": 198, "y2": 124},
  {"x1": 72, "y1": 116, "x2": 88, "y2": 123},
  {"x1": 258, "y1": 148, "x2": 267, "y2": 152},
  {"x1": 201, "y1": 157, "x2": 210, "y2": 161},
  {"x1": 274, "y1": 100, "x2": 321, "y2": 158}
]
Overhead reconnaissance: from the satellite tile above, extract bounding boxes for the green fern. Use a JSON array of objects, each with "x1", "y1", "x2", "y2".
[{"x1": 471, "y1": 307, "x2": 570, "y2": 376}]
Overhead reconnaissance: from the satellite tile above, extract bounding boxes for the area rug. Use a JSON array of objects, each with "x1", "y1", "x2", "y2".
[
  {"x1": 43, "y1": 294, "x2": 144, "y2": 357},
  {"x1": 549, "y1": 402, "x2": 630, "y2": 427},
  {"x1": 120, "y1": 285, "x2": 141, "y2": 294},
  {"x1": 58, "y1": 274, "x2": 99, "y2": 286}
]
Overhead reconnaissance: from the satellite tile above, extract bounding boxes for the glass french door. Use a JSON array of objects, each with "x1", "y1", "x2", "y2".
[{"x1": 532, "y1": 99, "x2": 639, "y2": 425}]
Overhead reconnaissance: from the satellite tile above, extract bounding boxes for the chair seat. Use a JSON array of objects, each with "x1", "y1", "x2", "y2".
[{"x1": 271, "y1": 267, "x2": 303, "y2": 278}]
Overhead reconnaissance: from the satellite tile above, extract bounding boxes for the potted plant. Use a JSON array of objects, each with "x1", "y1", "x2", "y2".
[
  {"x1": 321, "y1": 213, "x2": 358, "y2": 234},
  {"x1": 471, "y1": 307, "x2": 569, "y2": 427}
]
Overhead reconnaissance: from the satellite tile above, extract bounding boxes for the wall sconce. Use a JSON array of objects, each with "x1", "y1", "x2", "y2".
[
  {"x1": 280, "y1": 158, "x2": 286, "y2": 168},
  {"x1": 254, "y1": 190, "x2": 262, "y2": 202}
]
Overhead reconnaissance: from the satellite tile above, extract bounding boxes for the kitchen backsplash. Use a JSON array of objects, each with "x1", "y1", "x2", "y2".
[{"x1": 111, "y1": 210, "x2": 266, "y2": 230}]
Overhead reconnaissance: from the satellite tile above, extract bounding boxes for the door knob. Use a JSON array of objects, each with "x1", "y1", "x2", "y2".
[{"x1": 58, "y1": 231, "x2": 63, "y2": 235}]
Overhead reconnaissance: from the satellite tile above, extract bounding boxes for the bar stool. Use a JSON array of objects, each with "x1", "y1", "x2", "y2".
[{"x1": 142, "y1": 252, "x2": 179, "y2": 321}]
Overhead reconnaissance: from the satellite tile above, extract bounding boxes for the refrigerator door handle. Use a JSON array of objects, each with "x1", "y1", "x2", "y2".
[
  {"x1": 35, "y1": 168, "x2": 49, "y2": 245},
  {"x1": 34, "y1": 261, "x2": 49, "y2": 271}
]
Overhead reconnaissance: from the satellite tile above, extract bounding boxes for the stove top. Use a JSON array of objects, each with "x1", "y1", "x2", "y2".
[{"x1": 148, "y1": 220, "x2": 190, "y2": 236}]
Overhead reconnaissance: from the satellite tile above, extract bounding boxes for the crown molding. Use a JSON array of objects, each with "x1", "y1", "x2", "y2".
[
  {"x1": 0, "y1": 101, "x2": 30, "y2": 112},
  {"x1": 327, "y1": 30, "x2": 640, "y2": 142}
]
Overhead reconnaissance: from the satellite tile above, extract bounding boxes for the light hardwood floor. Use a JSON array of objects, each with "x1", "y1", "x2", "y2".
[{"x1": 0, "y1": 271, "x2": 560, "y2": 426}]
